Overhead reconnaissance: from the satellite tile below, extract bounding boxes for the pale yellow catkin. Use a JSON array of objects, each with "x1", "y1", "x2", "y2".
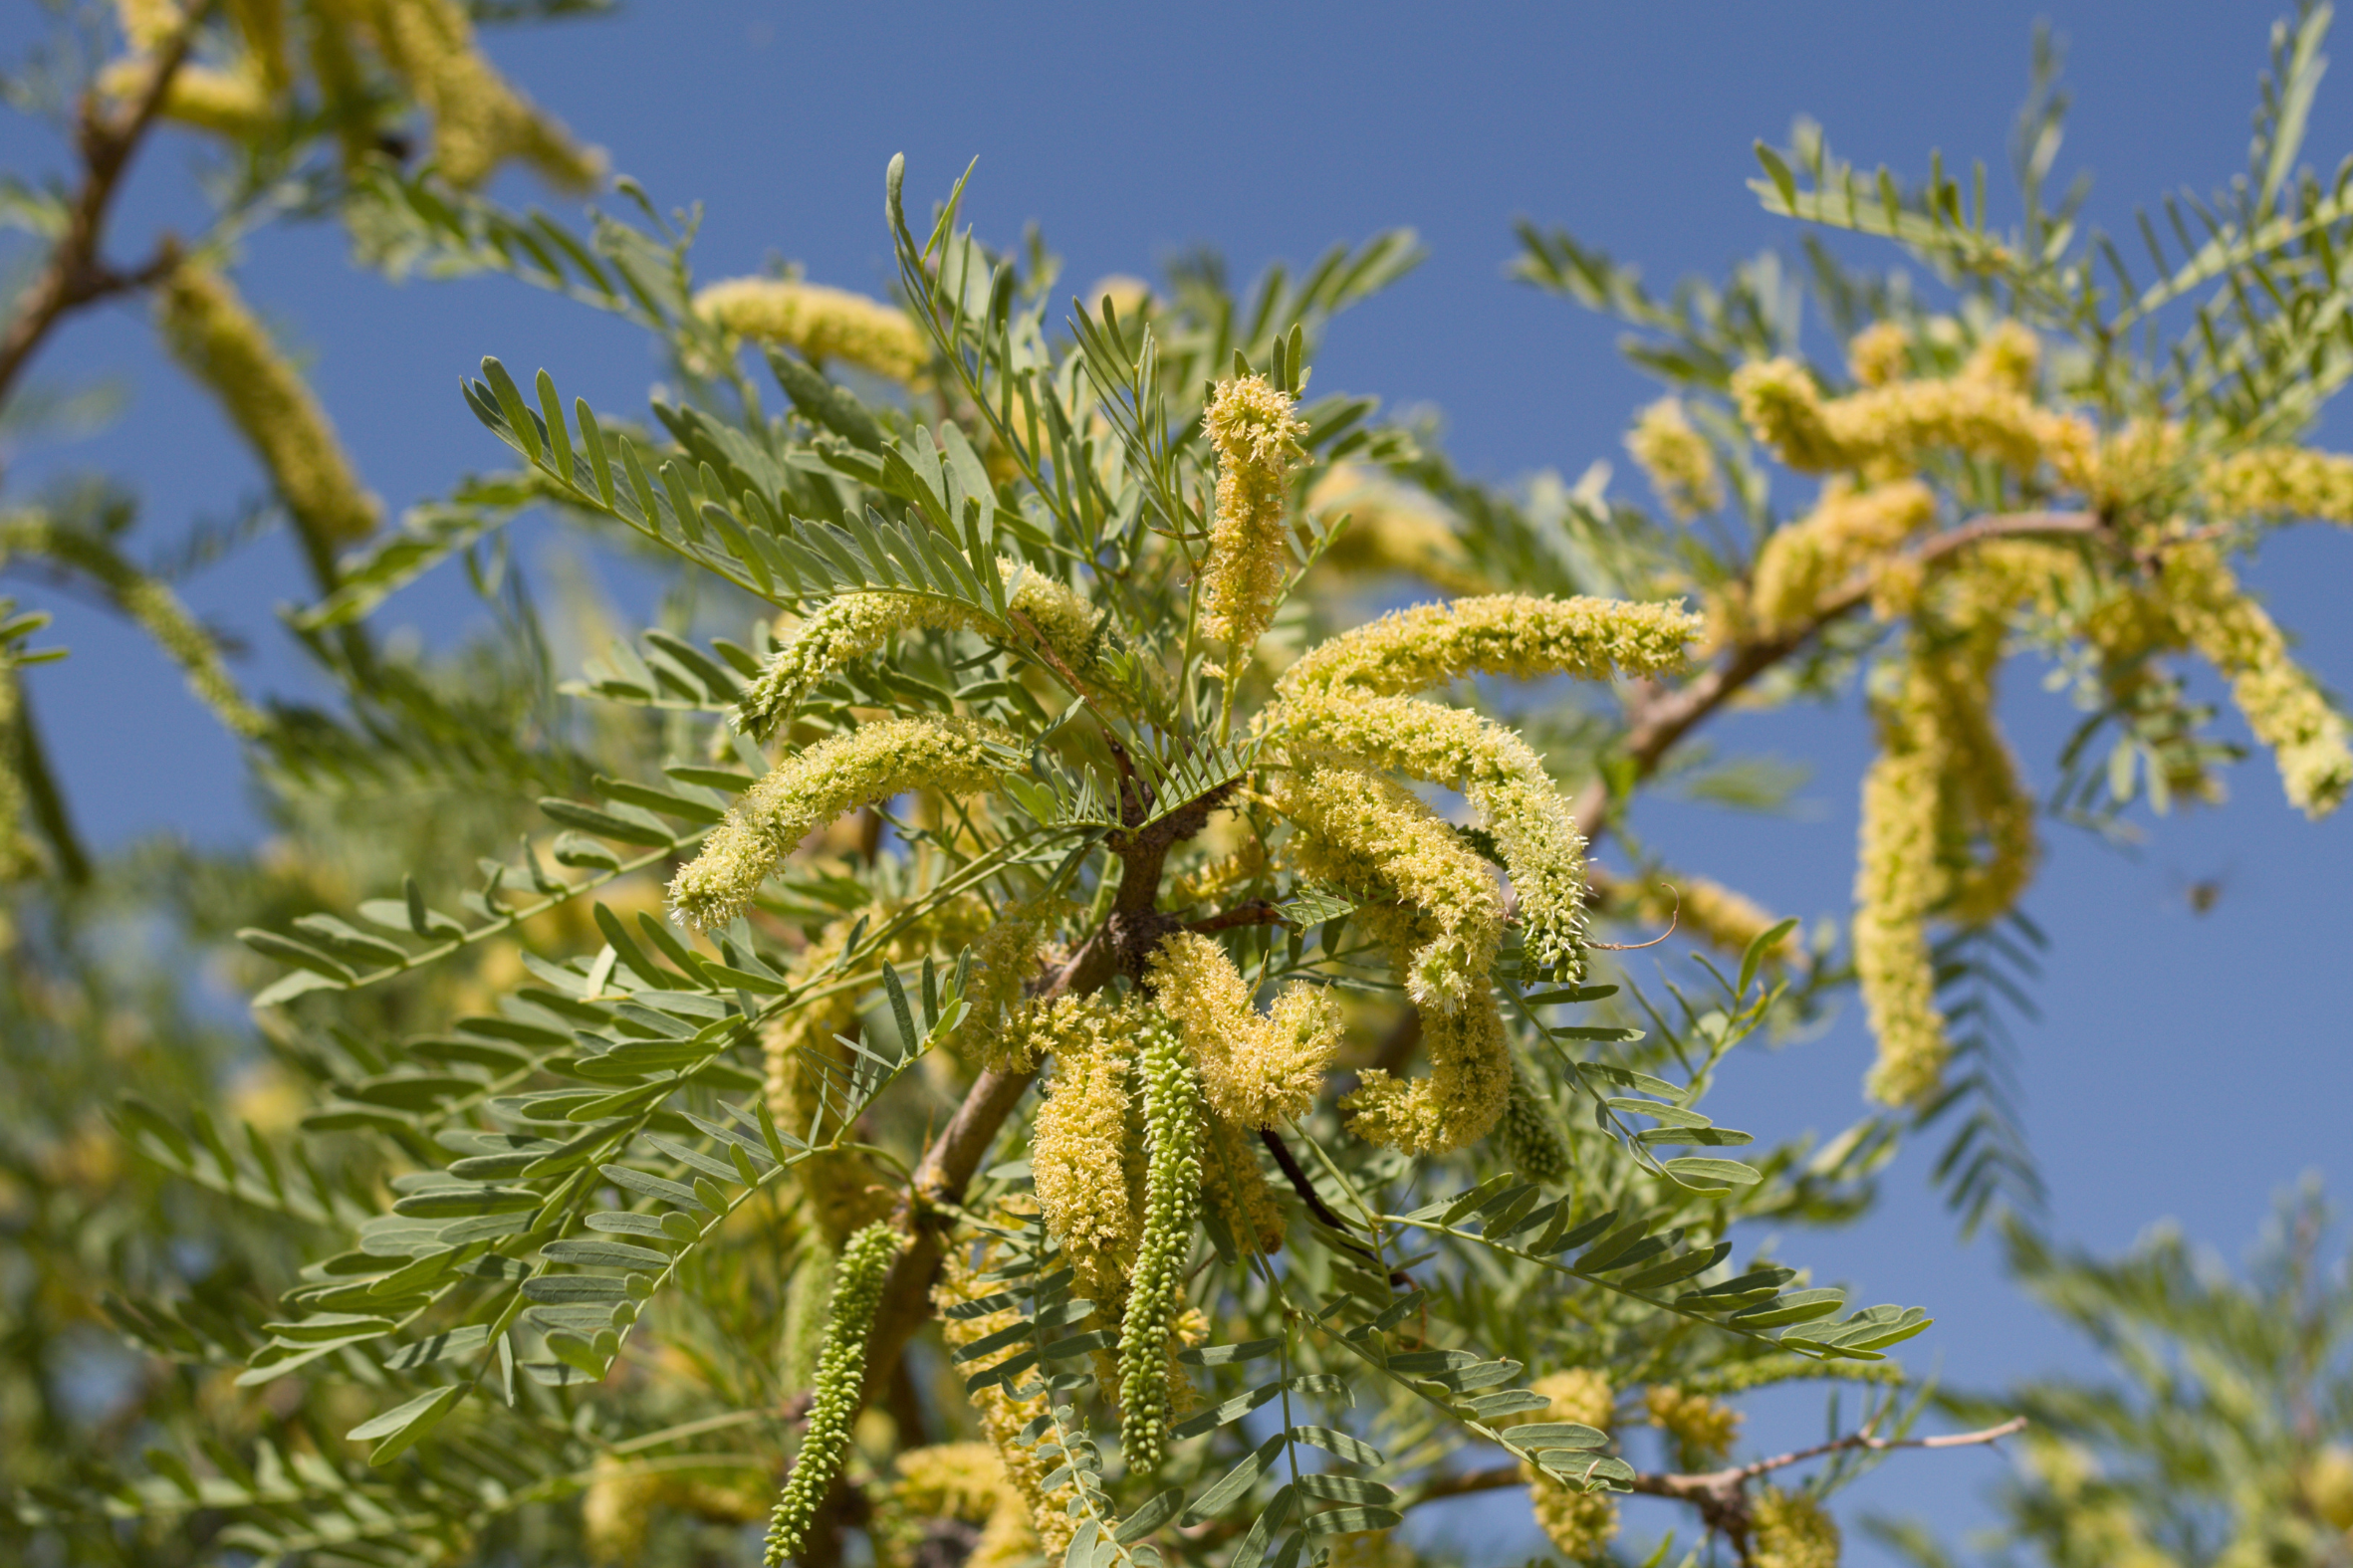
[
  {"x1": 1854, "y1": 668, "x2": 1951, "y2": 1110},
  {"x1": 155, "y1": 264, "x2": 381, "y2": 553},
  {"x1": 693, "y1": 278, "x2": 931, "y2": 385},
  {"x1": 1750, "y1": 479, "x2": 1937, "y2": 633},
  {"x1": 1199, "y1": 374, "x2": 1311, "y2": 648},
  {"x1": 1518, "y1": 1371, "x2": 1618, "y2": 1561},
  {"x1": 1146, "y1": 931, "x2": 1340, "y2": 1128},
  {"x1": 947, "y1": 898, "x2": 1063, "y2": 1069},
  {"x1": 0, "y1": 515, "x2": 266, "y2": 738},
  {"x1": 1279, "y1": 592, "x2": 1700, "y2": 696},
  {"x1": 1748, "y1": 1487, "x2": 1841, "y2": 1568},
  {"x1": 0, "y1": 669, "x2": 38, "y2": 882},
  {"x1": 734, "y1": 566, "x2": 1110, "y2": 738},
  {"x1": 2201, "y1": 444, "x2": 2353, "y2": 523},
  {"x1": 1643, "y1": 1384, "x2": 1742, "y2": 1468},
  {"x1": 115, "y1": 0, "x2": 180, "y2": 49},
  {"x1": 873, "y1": 1443, "x2": 1037, "y2": 1568},
  {"x1": 324, "y1": 0, "x2": 601, "y2": 189},
  {"x1": 933, "y1": 1238, "x2": 1077, "y2": 1557},
  {"x1": 668, "y1": 715, "x2": 1013, "y2": 931},
  {"x1": 1731, "y1": 351, "x2": 2091, "y2": 480},
  {"x1": 1025, "y1": 995, "x2": 1149, "y2": 1299},
  {"x1": 2160, "y1": 542, "x2": 2352, "y2": 818},
  {"x1": 1199, "y1": 1111, "x2": 1288, "y2": 1256},
  {"x1": 1846, "y1": 322, "x2": 1911, "y2": 388},
  {"x1": 97, "y1": 58, "x2": 278, "y2": 137},
  {"x1": 1625, "y1": 396, "x2": 1725, "y2": 518},
  {"x1": 1307, "y1": 464, "x2": 1492, "y2": 594}
]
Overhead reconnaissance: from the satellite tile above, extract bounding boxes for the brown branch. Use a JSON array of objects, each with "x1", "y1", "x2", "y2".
[
  {"x1": 1408, "y1": 1416, "x2": 2026, "y2": 1558},
  {"x1": 0, "y1": 9, "x2": 209, "y2": 412},
  {"x1": 1186, "y1": 898, "x2": 1279, "y2": 934},
  {"x1": 1572, "y1": 510, "x2": 2103, "y2": 845}
]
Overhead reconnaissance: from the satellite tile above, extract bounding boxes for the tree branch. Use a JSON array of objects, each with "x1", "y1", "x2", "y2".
[
  {"x1": 1572, "y1": 510, "x2": 2103, "y2": 843},
  {"x1": 0, "y1": 9, "x2": 209, "y2": 412}
]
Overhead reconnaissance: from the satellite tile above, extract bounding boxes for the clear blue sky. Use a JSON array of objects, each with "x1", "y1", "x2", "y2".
[{"x1": 2, "y1": 2, "x2": 2345, "y2": 1559}]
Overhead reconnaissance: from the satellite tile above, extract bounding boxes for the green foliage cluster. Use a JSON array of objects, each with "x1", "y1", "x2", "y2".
[{"x1": 0, "y1": 5, "x2": 2349, "y2": 1568}]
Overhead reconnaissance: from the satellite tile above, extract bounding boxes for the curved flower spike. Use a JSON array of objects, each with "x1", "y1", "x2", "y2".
[
  {"x1": 1200, "y1": 374, "x2": 1310, "y2": 648},
  {"x1": 1751, "y1": 479, "x2": 1937, "y2": 634},
  {"x1": 694, "y1": 277, "x2": 930, "y2": 385},
  {"x1": 2202, "y1": 444, "x2": 2353, "y2": 524},
  {"x1": 669, "y1": 715, "x2": 1014, "y2": 930},
  {"x1": 1026, "y1": 995, "x2": 1148, "y2": 1299},
  {"x1": 1279, "y1": 592, "x2": 1699, "y2": 697},
  {"x1": 1731, "y1": 352, "x2": 2091, "y2": 480},
  {"x1": 1147, "y1": 931, "x2": 1341, "y2": 1128},
  {"x1": 735, "y1": 566, "x2": 1110, "y2": 739},
  {"x1": 762, "y1": 1221, "x2": 902, "y2": 1567}
]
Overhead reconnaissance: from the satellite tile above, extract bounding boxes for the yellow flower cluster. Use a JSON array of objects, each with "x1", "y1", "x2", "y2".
[
  {"x1": 1147, "y1": 931, "x2": 1341, "y2": 1129},
  {"x1": 1199, "y1": 1113, "x2": 1288, "y2": 1256},
  {"x1": 947, "y1": 898, "x2": 1064, "y2": 1069},
  {"x1": 0, "y1": 671, "x2": 35, "y2": 882},
  {"x1": 1732, "y1": 345, "x2": 2089, "y2": 480},
  {"x1": 694, "y1": 278, "x2": 931, "y2": 385},
  {"x1": 669, "y1": 715, "x2": 1013, "y2": 931},
  {"x1": 1025, "y1": 995, "x2": 1148, "y2": 1298},
  {"x1": 1520, "y1": 1370, "x2": 1619, "y2": 1561},
  {"x1": 933, "y1": 1237, "x2": 1077, "y2": 1557},
  {"x1": 1846, "y1": 322, "x2": 1911, "y2": 387},
  {"x1": 872, "y1": 1443, "x2": 1038, "y2": 1568},
  {"x1": 1308, "y1": 465, "x2": 1492, "y2": 595},
  {"x1": 1199, "y1": 375, "x2": 1311, "y2": 648},
  {"x1": 0, "y1": 515, "x2": 267, "y2": 740},
  {"x1": 580, "y1": 1455, "x2": 767, "y2": 1565},
  {"x1": 1275, "y1": 594, "x2": 1697, "y2": 981},
  {"x1": 98, "y1": 57, "x2": 278, "y2": 136},
  {"x1": 320, "y1": 0, "x2": 602, "y2": 189},
  {"x1": 1278, "y1": 766, "x2": 1512, "y2": 1154},
  {"x1": 2159, "y1": 544, "x2": 2352, "y2": 818},
  {"x1": 155, "y1": 264, "x2": 381, "y2": 555},
  {"x1": 1750, "y1": 479, "x2": 1937, "y2": 633},
  {"x1": 1644, "y1": 1384, "x2": 1742, "y2": 1468},
  {"x1": 1280, "y1": 592, "x2": 1700, "y2": 695},
  {"x1": 736, "y1": 567, "x2": 1109, "y2": 738},
  {"x1": 2201, "y1": 444, "x2": 2353, "y2": 523},
  {"x1": 1626, "y1": 396, "x2": 1725, "y2": 519},
  {"x1": 1748, "y1": 1488, "x2": 1841, "y2": 1568}
]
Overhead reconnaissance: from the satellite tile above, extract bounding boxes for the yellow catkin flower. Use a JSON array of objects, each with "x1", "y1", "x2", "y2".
[
  {"x1": 0, "y1": 516, "x2": 266, "y2": 737},
  {"x1": 581, "y1": 1454, "x2": 662, "y2": 1565},
  {"x1": 1027, "y1": 995, "x2": 1148, "y2": 1299},
  {"x1": 2303, "y1": 1446, "x2": 2353, "y2": 1530},
  {"x1": 1644, "y1": 1385, "x2": 1742, "y2": 1468},
  {"x1": 1626, "y1": 396, "x2": 1725, "y2": 519},
  {"x1": 1275, "y1": 688, "x2": 1591, "y2": 974},
  {"x1": 1962, "y1": 321, "x2": 2041, "y2": 395},
  {"x1": 115, "y1": 0, "x2": 180, "y2": 49},
  {"x1": 934, "y1": 1238, "x2": 1076, "y2": 1557},
  {"x1": 1750, "y1": 479, "x2": 1937, "y2": 633},
  {"x1": 1199, "y1": 1112, "x2": 1287, "y2": 1256},
  {"x1": 2202, "y1": 445, "x2": 2353, "y2": 523},
  {"x1": 874, "y1": 1443, "x2": 1036, "y2": 1568},
  {"x1": 98, "y1": 58, "x2": 278, "y2": 136},
  {"x1": 1278, "y1": 765, "x2": 1502, "y2": 1016},
  {"x1": 155, "y1": 264, "x2": 381, "y2": 553},
  {"x1": 1280, "y1": 593, "x2": 1700, "y2": 696},
  {"x1": 1846, "y1": 322, "x2": 1911, "y2": 388},
  {"x1": 1308, "y1": 464, "x2": 1492, "y2": 594},
  {"x1": 331, "y1": 0, "x2": 601, "y2": 189},
  {"x1": 1924, "y1": 628, "x2": 2038, "y2": 927},
  {"x1": 1749, "y1": 1487, "x2": 1841, "y2": 1568},
  {"x1": 2161, "y1": 543, "x2": 2352, "y2": 817},
  {"x1": 1146, "y1": 931, "x2": 1339, "y2": 1128},
  {"x1": 226, "y1": 0, "x2": 290, "y2": 89},
  {"x1": 1854, "y1": 690, "x2": 1950, "y2": 1110},
  {"x1": 670, "y1": 715, "x2": 1013, "y2": 930},
  {"x1": 948, "y1": 899, "x2": 1063, "y2": 1069},
  {"x1": 735, "y1": 568, "x2": 1110, "y2": 737},
  {"x1": 1731, "y1": 354, "x2": 2088, "y2": 479},
  {"x1": 694, "y1": 278, "x2": 930, "y2": 385},
  {"x1": 764, "y1": 917, "x2": 893, "y2": 1241},
  {"x1": 1519, "y1": 1370, "x2": 1618, "y2": 1561},
  {"x1": 1200, "y1": 374, "x2": 1311, "y2": 648}
]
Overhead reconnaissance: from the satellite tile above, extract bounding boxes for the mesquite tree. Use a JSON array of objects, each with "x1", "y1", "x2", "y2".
[{"x1": 7, "y1": 5, "x2": 2353, "y2": 1568}]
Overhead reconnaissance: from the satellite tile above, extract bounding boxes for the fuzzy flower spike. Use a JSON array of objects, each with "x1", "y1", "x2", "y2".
[
  {"x1": 1200, "y1": 374, "x2": 1311, "y2": 649},
  {"x1": 1273, "y1": 593, "x2": 1700, "y2": 979},
  {"x1": 669, "y1": 714, "x2": 1014, "y2": 931},
  {"x1": 1147, "y1": 930, "x2": 1342, "y2": 1128}
]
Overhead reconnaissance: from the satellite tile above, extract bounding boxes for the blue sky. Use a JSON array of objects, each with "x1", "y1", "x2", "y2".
[{"x1": 3, "y1": 1, "x2": 2347, "y2": 1559}]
